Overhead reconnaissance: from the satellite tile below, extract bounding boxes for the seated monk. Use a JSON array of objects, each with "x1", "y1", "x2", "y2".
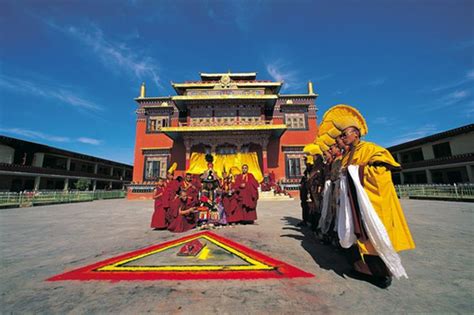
[{"x1": 167, "y1": 189, "x2": 197, "y2": 233}]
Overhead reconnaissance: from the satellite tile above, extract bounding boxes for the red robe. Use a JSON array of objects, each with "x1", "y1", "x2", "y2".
[
  {"x1": 167, "y1": 196, "x2": 196, "y2": 233},
  {"x1": 235, "y1": 173, "x2": 259, "y2": 222},
  {"x1": 162, "y1": 179, "x2": 180, "y2": 224},
  {"x1": 222, "y1": 178, "x2": 242, "y2": 223},
  {"x1": 181, "y1": 180, "x2": 199, "y2": 204},
  {"x1": 150, "y1": 186, "x2": 166, "y2": 229}
]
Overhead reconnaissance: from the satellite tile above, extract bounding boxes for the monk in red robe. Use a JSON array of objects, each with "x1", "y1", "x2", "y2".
[
  {"x1": 235, "y1": 164, "x2": 259, "y2": 223},
  {"x1": 221, "y1": 171, "x2": 242, "y2": 224},
  {"x1": 150, "y1": 178, "x2": 167, "y2": 229},
  {"x1": 181, "y1": 173, "x2": 199, "y2": 203},
  {"x1": 167, "y1": 190, "x2": 197, "y2": 233},
  {"x1": 162, "y1": 171, "x2": 180, "y2": 225}
]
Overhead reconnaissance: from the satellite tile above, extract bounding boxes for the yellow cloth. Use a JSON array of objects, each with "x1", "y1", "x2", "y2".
[
  {"x1": 342, "y1": 141, "x2": 415, "y2": 254},
  {"x1": 187, "y1": 152, "x2": 263, "y2": 183}
]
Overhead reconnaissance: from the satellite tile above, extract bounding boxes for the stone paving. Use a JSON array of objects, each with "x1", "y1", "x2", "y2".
[{"x1": 0, "y1": 198, "x2": 473, "y2": 314}]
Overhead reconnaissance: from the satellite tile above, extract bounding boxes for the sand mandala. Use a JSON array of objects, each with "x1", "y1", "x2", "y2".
[{"x1": 47, "y1": 231, "x2": 313, "y2": 281}]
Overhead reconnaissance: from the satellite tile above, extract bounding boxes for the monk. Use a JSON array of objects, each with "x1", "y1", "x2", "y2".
[
  {"x1": 162, "y1": 170, "x2": 180, "y2": 225},
  {"x1": 235, "y1": 164, "x2": 259, "y2": 223},
  {"x1": 340, "y1": 125, "x2": 415, "y2": 288},
  {"x1": 181, "y1": 173, "x2": 199, "y2": 203},
  {"x1": 150, "y1": 177, "x2": 167, "y2": 229},
  {"x1": 222, "y1": 171, "x2": 242, "y2": 224},
  {"x1": 167, "y1": 189, "x2": 197, "y2": 233}
]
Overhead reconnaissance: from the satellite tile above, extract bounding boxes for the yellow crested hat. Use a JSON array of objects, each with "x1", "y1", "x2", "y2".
[
  {"x1": 167, "y1": 162, "x2": 177, "y2": 174},
  {"x1": 303, "y1": 143, "x2": 323, "y2": 156},
  {"x1": 319, "y1": 134, "x2": 336, "y2": 147},
  {"x1": 317, "y1": 120, "x2": 341, "y2": 139},
  {"x1": 305, "y1": 155, "x2": 314, "y2": 165},
  {"x1": 316, "y1": 138, "x2": 330, "y2": 152},
  {"x1": 322, "y1": 104, "x2": 368, "y2": 136}
]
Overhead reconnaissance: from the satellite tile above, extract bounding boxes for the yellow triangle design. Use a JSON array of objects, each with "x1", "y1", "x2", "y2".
[{"x1": 97, "y1": 234, "x2": 274, "y2": 272}]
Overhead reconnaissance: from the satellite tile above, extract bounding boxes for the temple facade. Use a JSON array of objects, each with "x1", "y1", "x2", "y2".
[{"x1": 128, "y1": 72, "x2": 318, "y2": 199}]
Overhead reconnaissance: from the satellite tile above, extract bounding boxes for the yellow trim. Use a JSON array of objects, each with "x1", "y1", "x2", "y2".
[
  {"x1": 200, "y1": 72, "x2": 257, "y2": 77},
  {"x1": 172, "y1": 82, "x2": 282, "y2": 88},
  {"x1": 97, "y1": 235, "x2": 274, "y2": 272},
  {"x1": 172, "y1": 94, "x2": 277, "y2": 101},
  {"x1": 161, "y1": 124, "x2": 287, "y2": 133}
]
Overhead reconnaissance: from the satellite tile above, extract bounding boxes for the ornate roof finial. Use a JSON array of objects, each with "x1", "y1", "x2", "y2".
[
  {"x1": 308, "y1": 81, "x2": 314, "y2": 95},
  {"x1": 139, "y1": 82, "x2": 146, "y2": 98}
]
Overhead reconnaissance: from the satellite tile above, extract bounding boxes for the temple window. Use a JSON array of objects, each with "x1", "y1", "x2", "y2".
[
  {"x1": 144, "y1": 156, "x2": 168, "y2": 180},
  {"x1": 285, "y1": 113, "x2": 306, "y2": 129},
  {"x1": 285, "y1": 154, "x2": 304, "y2": 178},
  {"x1": 148, "y1": 116, "x2": 169, "y2": 132}
]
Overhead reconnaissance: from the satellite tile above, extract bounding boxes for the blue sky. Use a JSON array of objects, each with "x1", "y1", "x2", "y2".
[{"x1": 0, "y1": 0, "x2": 473, "y2": 165}]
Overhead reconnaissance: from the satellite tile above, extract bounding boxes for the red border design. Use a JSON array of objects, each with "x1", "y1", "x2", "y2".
[{"x1": 47, "y1": 231, "x2": 314, "y2": 281}]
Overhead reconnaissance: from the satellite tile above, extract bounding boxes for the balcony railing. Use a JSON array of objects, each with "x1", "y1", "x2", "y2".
[{"x1": 178, "y1": 119, "x2": 275, "y2": 127}]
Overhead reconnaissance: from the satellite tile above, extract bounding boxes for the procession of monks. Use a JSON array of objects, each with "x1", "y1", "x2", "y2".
[
  {"x1": 150, "y1": 160, "x2": 259, "y2": 234},
  {"x1": 149, "y1": 104, "x2": 416, "y2": 289},
  {"x1": 299, "y1": 104, "x2": 415, "y2": 288}
]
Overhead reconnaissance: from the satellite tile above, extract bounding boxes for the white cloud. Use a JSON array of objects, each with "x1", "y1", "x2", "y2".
[
  {"x1": 0, "y1": 128, "x2": 102, "y2": 146},
  {"x1": 46, "y1": 20, "x2": 161, "y2": 88},
  {"x1": 431, "y1": 69, "x2": 474, "y2": 92},
  {"x1": 388, "y1": 124, "x2": 438, "y2": 146},
  {"x1": 0, "y1": 74, "x2": 101, "y2": 111},
  {"x1": 265, "y1": 61, "x2": 302, "y2": 90},
  {"x1": 77, "y1": 137, "x2": 101, "y2": 145},
  {"x1": 444, "y1": 89, "x2": 470, "y2": 105},
  {"x1": 0, "y1": 128, "x2": 71, "y2": 143}
]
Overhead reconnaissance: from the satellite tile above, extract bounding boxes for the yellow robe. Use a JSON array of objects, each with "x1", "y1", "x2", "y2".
[{"x1": 342, "y1": 141, "x2": 415, "y2": 255}]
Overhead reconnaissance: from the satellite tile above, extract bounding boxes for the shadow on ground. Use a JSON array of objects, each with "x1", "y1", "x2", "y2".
[{"x1": 280, "y1": 216, "x2": 352, "y2": 279}]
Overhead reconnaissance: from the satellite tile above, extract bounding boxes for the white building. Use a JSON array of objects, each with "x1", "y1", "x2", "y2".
[{"x1": 388, "y1": 124, "x2": 474, "y2": 184}]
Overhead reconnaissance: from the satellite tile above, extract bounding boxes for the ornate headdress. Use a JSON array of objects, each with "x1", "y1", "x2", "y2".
[
  {"x1": 322, "y1": 104, "x2": 368, "y2": 136},
  {"x1": 303, "y1": 143, "x2": 323, "y2": 156},
  {"x1": 167, "y1": 162, "x2": 177, "y2": 174}
]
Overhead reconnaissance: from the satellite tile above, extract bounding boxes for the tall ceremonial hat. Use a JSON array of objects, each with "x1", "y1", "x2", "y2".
[
  {"x1": 303, "y1": 143, "x2": 323, "y2": 156},
  {"x1": 318, "y1": 120, "x2": 341, "y2": 139},
  {"x1": 316, "y1": 138, "x2": 330, "y2": 152},
  {"x1": 319, "y1": 134, "x2": 336, "y2": 147},
  {"x1": 167, "y1": 162, "x2": 177, "y2": 174},
  {"x1": 322, "y1": 104, "x2": 368, "y2": 136},
  {"x1": 305, "y1": 155, "x2": 314, "y2": 165}
]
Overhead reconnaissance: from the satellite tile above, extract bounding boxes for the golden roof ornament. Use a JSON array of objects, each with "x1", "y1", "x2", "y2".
[{"x1": 139, "y1": 82, "x2": 146, "y2": 98}]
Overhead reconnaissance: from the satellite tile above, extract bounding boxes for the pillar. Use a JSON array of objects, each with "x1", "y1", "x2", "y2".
[
  {"x1": 262, "y1": 149, "x2": 268, "y2": 175},
  {"x1": 184, "y1": 140, "x2": 192, "y2": 170},
  {"x1": 400, "y1": 172, "x2": 405, "y2": 185},
  {"x1": 66, "y1": 158, "x2": 71, "y2": 171},
  {"x1": 466, "y1": 165, "x2": 473, "y2": 183},
  {"x1": 34, "y1": 176, "x2": 41, "y2": 191},
  {"x1": 110, "y1": 167, "x2": 114, "y2": 176},
  {"x1": 63, "y1": 178, "x2": 69, "y2": 191},
  {"x1": 426, "y1": 169, "x2": 432, "y2": 184},
  {"x1": 94, "y1": 163, "x2": 98, "y2": 174},
  {"x1": 92, "y1": 180, "x2": 97, "y2": 191}
]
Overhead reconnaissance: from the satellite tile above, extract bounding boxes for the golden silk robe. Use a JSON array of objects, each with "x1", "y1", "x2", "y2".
[{"x1": 342, "y1": 141, "x2": 415, "y2": 255}]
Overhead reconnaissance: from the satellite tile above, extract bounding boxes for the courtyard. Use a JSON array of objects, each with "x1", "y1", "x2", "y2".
[{"x1": 0, "y1": 198, "x2": 473, "y2": 314}]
